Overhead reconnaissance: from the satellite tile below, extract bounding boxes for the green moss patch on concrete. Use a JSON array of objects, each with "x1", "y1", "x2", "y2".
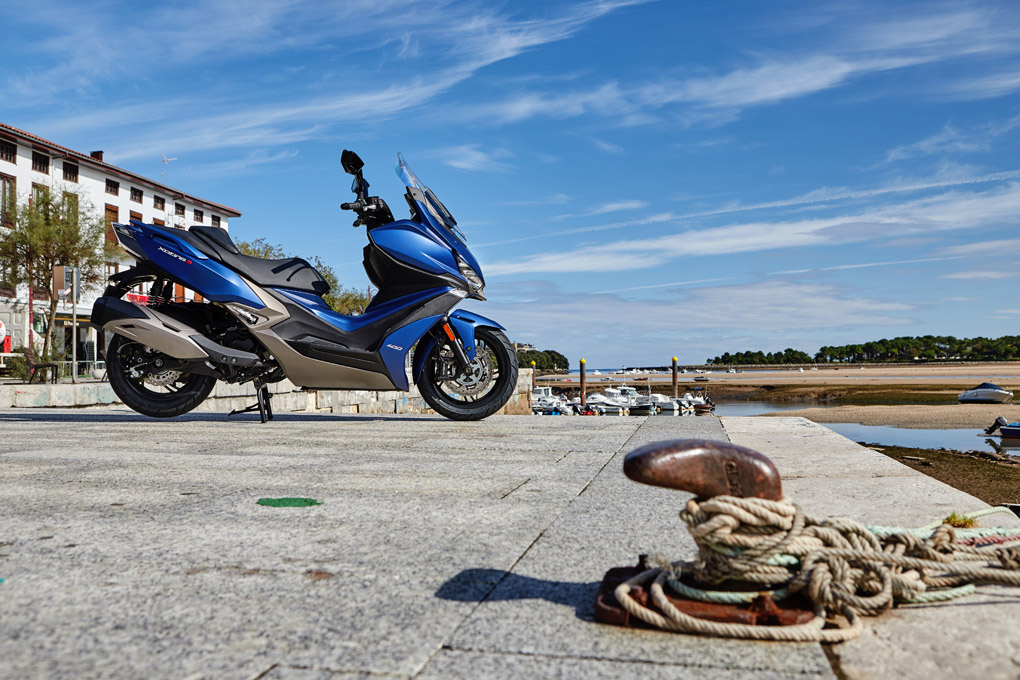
[{"x1": 256, "y1": 497, "x2": 323, "y2": 507}]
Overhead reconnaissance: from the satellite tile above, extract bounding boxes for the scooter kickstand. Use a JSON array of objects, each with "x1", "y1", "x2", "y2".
[{"x1": 228, "y1": 381, "x2": 274, "y2": 423}]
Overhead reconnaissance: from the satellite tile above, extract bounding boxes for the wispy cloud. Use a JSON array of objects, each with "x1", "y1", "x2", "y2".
[
  {"x1": 938, "y1": 238, "x2": 1020, "y2": 256},
  {"x1": 476, "y1": 170, "x2": 1020, "y2": 250},
  {"x1": 885, "y1": 114, "x2": 1020, "y2": 162},
  {"x1": 478, "y1": 280, "x2": 915, "y2": 352},
  {"x1": 590, "y1": 137, "x2": 624, "y2": 153},
  {"x1": 439, "y1": 144, "x2": 515, "y2": 172},
  {"x1": 8, "y1": 1, "x2": 647, "y2": 161},
  {"x1": 942, "y1": 70, "x2": 1020, "y2": 100},
  {"x1": 772, "y1": 256, "x2": 961, "y2": 276},
  {"x1": 485, "y1": 181, "x2": 1020, "y2": 275},
  {"x1": 182, "y1": 149, "x2": 300, "y2": 177},
  {"x1": 592, "y1": 277, "x2": 732, "y2": 295},
  {"x1": 502, "y1": 193, "x2": 572, "y2": 207},
  {"x1": 941, "y1": 270, "x2": 1019, "y2": 280},
  {"x1": 885, "y1": 124, "x2": 988, "y2": 162},
  {"x1": 457, "y1": 7, "x2": 1020, "y2": 128}
]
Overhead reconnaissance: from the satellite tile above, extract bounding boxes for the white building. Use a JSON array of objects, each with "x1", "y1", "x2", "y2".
[{"x1": 0, "y1": 121, "x2": 240, "y2": 365}]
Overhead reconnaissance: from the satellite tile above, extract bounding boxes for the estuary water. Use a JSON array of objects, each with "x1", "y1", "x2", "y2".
[{"x1": 714, "y1": 400, "x2": 1004, "y2": 454}]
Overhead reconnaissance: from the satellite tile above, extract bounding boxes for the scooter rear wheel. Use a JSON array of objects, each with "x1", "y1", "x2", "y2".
[
  {"x1": 418, "y1": 327, "x2": 518, "y2": 420},
  {"x1": 107, "y1": 335, "x2": 216, "y2": 418}
]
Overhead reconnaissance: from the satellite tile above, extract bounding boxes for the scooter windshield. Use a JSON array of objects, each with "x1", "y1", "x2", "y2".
[{"x1": 395, "y1": 153, "x2": 467, "y2": 243}]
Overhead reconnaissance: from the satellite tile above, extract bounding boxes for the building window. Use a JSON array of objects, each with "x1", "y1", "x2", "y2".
[
  {"x1": 62, "y1": 192, "x2": 79, "y2": 226},
  {"x1": 129, "y1": 210, "x2": 142, "y2": 223},
  {"x1": 153, "y1": 218, "x2": 166, "y2": 226},
  {"x1": 62, "y1": 161, "x2": 79, "y2": 183},
  {"x1": 211, "y1": 215, "x2": 221, "y2": 227},
  {"x1": 153, "y1": 195, "x2": 165, "y2": 211},
  {"x1": 105, "y1": 204, "x2": 119, "y2": 244},
  {"x1": 130, "y1": 187, "x2": 143, "y2": 203},
  {"x1": 193, "y1": 209, "x2": 203, "y2": 223},
  {"x1": 32, "y1": 183, "x2": 48, "y2": 205},
  {"x1": 174, "y1": 203, "x2": 185, "y2": 217},
  {"x1": 0, "y1": 139, "x2": 15, "y2": 164},
  {"x1": 32, "y1": 152, "x2": 50, "y2": 174},
  {"x1": 0, "y1": 173, "x2": 15, "y2": 227},
  {"x1": 106, "y1": 179, "x2": 119, "y2": 195},
  {"x1": 0, "y1": 259, "x2": 15, "y2": 297}
]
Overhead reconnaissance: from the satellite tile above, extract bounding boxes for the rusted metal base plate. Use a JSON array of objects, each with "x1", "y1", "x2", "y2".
[{"x1": 594, "y1": 564, "x2": 815, "y2": 628}]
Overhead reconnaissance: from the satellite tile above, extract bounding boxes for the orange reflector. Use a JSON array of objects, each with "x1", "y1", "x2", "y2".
[{"x1": 442, "y1": 324, "x2": 457, "y2": 342}]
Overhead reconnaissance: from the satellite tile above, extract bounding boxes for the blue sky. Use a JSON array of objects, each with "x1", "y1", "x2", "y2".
[{"x1": 4, "y1": 0, "x2": 1020, "y2": 366}]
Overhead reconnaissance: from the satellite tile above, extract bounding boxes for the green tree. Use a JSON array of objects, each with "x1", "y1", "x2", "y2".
[
  {"x1": 544, "y1": 349, "x2": 569, "y2": 370},
  {"x1": 235, "y1": 238, "x2": 372, "y2": 315},
  {"x1": 518, "y1": 349, "x2": 551, "y2": 370},
  {"x1": 0, "y1": 185, "x2": 105, "y2": 360}
]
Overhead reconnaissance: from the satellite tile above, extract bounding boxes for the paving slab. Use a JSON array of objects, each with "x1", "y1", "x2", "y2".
[
  {"x1": 721, "y1": 417, "x2": 1020, "y2": 680},
  {"x1": 0, "y1": 410, "x2": 1018, "y2": 679}
]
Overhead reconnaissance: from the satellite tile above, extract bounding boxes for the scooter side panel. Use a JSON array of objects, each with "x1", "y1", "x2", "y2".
[
  {"x1": 252, "y1": 326, "x2": 398, "y2": 391},
  {"x1": 378, "y1": 315, "x2": 443, "y2": 391},
  {"x1": 122, "y1": 222, "x2": 265, "y2": 309},
  {"x1": 274, "y1": 286, "x2": 454, "y2": 334},
  {"x1": 369, "y1": 220, "x2": 459, "y2": 278}
]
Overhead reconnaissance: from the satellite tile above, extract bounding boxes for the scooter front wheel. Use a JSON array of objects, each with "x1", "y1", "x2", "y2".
[{"x1": 418, "y1": 327, "x2": 519, "y2": 420}]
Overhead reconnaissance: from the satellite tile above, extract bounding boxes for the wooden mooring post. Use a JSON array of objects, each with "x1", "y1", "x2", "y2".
[
  {"x1": 580, "y1": 358, "x2": 587, "y2": 407},
  {"x1": 672, "y1": 356, "x2": 678, "y2": 398}
]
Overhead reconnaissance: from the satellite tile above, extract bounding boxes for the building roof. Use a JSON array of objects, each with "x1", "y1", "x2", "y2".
[{"x1": 0, "y1": 122, "x2": 241, "y2": 217}]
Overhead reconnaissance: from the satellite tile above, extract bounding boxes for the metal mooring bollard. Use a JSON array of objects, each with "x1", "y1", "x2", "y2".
[
  {"x1": 595, "y1": 439, "x2": 813, "y2": 628},
  {"x1": 622, "y1": 439, "x2": 782, "y2": 501}
]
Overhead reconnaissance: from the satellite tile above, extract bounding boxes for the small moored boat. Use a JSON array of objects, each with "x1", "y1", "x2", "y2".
[
  {"x1": 985, "y1": 417, "x2": 1020, "y2": 438},
  {"x1": 958, "y1": 383, "x2": 1014, "y2": 404}
]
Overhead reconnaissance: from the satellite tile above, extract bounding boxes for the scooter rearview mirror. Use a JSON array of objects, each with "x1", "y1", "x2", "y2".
[{"x1": 341, "y1": 149, "x2": 364, "y2": 175}]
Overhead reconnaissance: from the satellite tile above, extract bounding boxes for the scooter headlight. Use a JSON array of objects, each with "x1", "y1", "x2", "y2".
[{"x1": 455, "y1": 254, "x2": 484, "y2": 297}]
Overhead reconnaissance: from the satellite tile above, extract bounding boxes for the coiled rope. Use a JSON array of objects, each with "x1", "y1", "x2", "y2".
[{"x1": 613, "y1": 497, "x2": 1020, "y2": 641}]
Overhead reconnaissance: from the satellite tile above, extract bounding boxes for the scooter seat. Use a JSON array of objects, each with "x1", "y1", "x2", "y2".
[{"x1": 188, "y1": 226, "x2": 330, "y2": 296}]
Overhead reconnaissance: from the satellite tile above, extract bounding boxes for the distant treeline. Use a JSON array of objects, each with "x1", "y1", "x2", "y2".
[
  {"x1": 517, "y1": 348, "x2": 569, "y2": 371},
  {"x1": 708, "y1": 335, "x2": 1020, "y2": 365}
]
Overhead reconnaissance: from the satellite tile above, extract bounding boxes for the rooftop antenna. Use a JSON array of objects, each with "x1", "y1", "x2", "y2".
[{"x1": 161, "y1": 154, "x2": 177, "y2": 182}]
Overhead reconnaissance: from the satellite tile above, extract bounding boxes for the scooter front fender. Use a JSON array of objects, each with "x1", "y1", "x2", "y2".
[{"x1": 412, "y1": 309, "x2": 506, "y2": 383}]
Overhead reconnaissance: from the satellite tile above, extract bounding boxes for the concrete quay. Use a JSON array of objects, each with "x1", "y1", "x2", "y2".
[{"x1": 1, "y1": 410, "x2": 1018, "y2": 680}]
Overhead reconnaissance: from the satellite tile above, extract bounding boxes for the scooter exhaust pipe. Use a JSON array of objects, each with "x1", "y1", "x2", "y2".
[{"x1": 91, "y1": 297, "x2": 262, "y2": 367}]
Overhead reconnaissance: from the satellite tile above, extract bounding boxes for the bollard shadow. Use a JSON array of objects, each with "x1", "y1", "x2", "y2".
[
  {"x1": 0, "y1": 410, "x2": 448, "y2": 425},
  {"x1": 435, "y1": 567, "x2": 600, "y2": 621}
]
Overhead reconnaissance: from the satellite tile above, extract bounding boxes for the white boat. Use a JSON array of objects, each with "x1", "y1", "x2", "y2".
[
  {"x1": 958, "y1": 383, "x2": 1014, "y2": 404},
  {"x1": 640, "y1": 392, "x2": 679, "y2": 414},
  {"x1": 587, "y1": 387, "x2": 636, "y2": 415},
  {"x1": 678, "y1": 388, "x2": 715, "y2": 414},
  {"x1": 532, "y1": 386, "x2": 569, "y2": 413}
]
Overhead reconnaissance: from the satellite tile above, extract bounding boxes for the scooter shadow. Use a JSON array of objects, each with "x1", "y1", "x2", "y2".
[
  {"x1": 0, "y1": 410, "x2": 450, "y2": 424},
  {"x1": 435, "y1": 567, "x2": 600, "y2": 621}
]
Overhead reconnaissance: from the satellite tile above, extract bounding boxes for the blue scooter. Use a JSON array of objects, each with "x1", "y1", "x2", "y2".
[{"x1": 92, "y1": 150, "x2": 518, "y2": 422}]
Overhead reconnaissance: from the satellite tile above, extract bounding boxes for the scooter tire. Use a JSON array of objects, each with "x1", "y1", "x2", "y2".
[
  {"x1": 418, "y1": 327, "x2": 519, "y2": 421},
  {"x1": 107, "y1": 335, "x2": 217, "y2": 418}
]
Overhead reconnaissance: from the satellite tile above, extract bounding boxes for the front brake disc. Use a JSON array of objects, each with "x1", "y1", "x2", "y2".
[{"x1": 448, "y1": 351, "x2": 493, "y2": 397}]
